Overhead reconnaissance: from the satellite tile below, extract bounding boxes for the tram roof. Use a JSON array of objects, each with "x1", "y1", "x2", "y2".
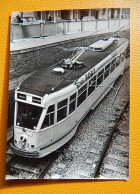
[{"x1": 18, "y1": 38, "x2": 127, "y2": 97}]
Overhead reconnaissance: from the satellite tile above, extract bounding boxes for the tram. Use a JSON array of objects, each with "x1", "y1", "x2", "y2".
[{"x1": 10, "y1": 32, "x2": 129, "y2": 158}]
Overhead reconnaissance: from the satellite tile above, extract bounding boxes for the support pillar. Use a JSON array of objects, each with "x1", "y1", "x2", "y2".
[
  {"x1": 70, "y1": 10, "x2": 73, "y2": 21},
  {"x1": 81, "y1": 20, "x2": 84, "y2": 32},
  {"x1": 96, "y1": 20, "x2": 98, "y2": 31},
  {"x1": 40, "y1": 23, "x2": 44, "y2": 37},
  {"x1": 119, "y1": 8, "x2": 122, "y2": 27},
  {"x1": 63, "y1": 21, "x2": 66, "y2": 34},
  {"x1": 54, "y1": 11, "x2": 56, "y2": 23},
  {"x1": 89, "y1": 9, "x2": 91, "y2": 16}
]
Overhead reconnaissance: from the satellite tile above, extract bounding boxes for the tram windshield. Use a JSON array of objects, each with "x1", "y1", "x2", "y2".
[{"x1": 16, "y1": 102, "x2": 42, "y2": 130}]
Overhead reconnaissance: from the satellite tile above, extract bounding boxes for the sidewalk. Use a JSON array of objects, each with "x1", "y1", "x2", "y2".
[{"x1": 10, "y1": 26, "x2": 129, "y2": 52}]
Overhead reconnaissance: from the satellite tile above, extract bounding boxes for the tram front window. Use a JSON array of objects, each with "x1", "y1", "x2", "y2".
[{"x1": 16, "y1": 102, "x2": 42, "y2": 130}]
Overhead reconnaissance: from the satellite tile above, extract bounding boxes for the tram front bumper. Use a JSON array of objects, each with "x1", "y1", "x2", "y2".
[{"x1": 10, "y1": 143, "x2": 39, "y2": 158}]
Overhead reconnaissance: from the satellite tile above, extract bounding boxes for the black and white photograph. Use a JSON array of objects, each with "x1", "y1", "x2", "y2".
[{"x1": 6, "y1": 8, "x2": 130, "y2": 180}]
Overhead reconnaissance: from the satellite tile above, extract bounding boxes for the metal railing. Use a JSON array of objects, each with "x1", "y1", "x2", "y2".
[{"x1": 10, "y1": 18, "x2": 130, "y2": 41}]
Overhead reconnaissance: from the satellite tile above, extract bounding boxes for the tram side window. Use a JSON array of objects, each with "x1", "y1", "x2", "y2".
[
  {"x1": 110, "y1": 58, "x2": 116, "y2": 73},
  {"x1": 120, "y1": 53, "x2": 125, "y2": 63},
  {"x1": 116, "y1": 56, "x2": 120, "y2": 67},
  {"x1": 41, "y1": 105, "x2": 55, "y2": 129},
  {"x1": 88, "y1": 76, "x2": 96, "y2": 96},
  {"x1": 77, "y1": 84, "x2": 87, "y2": 107},
  {"x1": 97, "y1": 69, "x2": 104, "y2": 86},
  {"x1": 57, "y1": 99, "x2": 68, "y2": 122},
  {"x1": 69, "y1": 93, "x2": 76, "y2": 115},
  {"x1": 112, "y1": 58, "x2": 116, "y2": 64},
  {"x1": 104, "y1": 63, "x2": 110, "y2": 79}
]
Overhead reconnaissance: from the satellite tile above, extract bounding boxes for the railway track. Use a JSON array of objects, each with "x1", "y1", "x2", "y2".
[
  {"x1": 6, "y1": 151, "x2": 59, "y2": 179},
  {"x1": 92, "y1": 65, "x2": 129, "y2": 179},
  {"x1": 98, "y1": 106, "x2": 129, "y2": 179},
  {"x1": 93, "y1": 100, "x2": 129, "y2": 178}
]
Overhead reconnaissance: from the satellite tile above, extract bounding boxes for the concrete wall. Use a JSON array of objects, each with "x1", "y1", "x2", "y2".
[{"x1": 10, "y1": 45, "x2": 73, "y2": 80}]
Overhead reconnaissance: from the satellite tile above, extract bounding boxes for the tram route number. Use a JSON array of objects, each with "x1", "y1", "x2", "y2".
[{"x1": 74, "y1": 68, "x2": 95, "y2": 87}]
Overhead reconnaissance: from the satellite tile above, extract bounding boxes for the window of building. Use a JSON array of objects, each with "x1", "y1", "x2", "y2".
[
  {"x1": 46, "y1": 11, "x2": 49, "y2": 20},
  {"x1": 37, "y1": 11, "x2": 41, "y2": 20},
  {"x1": 57, "y1": 99, "x2": 68, "y2": 122},
  {"x1": 41, "y1": 104, "x2": 55, "y2": 129},
  {"x1": 88, "y1": 76, "x2": 96, "y2": 96},
  {"x1": 57, "y1": 11, "x2": 61, "y2": 18},
  {"x1": 111, "y1": 8, "x2": 115, "y2": 18},
  {"x1": 116, "y1": 8, "x2": 120, "y2": 18},
  {"x1": 104, "y1": 63, "x2": 110, "y2": 79},
  {"x1": 69, "y1": 93, "x2": 76, "y2": 115},
  {"x1": 91, "y1": 10, "x2": 99, "y2": 19},
  {"x1": 61, "y1": 10, "x2": 70, "y2": 20},
  {"x1": 77, "y1": 84, "x2": 87, "y2": 107},
  {"x1": 103, "y1": 9, "x2": 106, "y2": 15},
  {"x1": 97, "y1": 69, "x2": 104, "y2": 86}
]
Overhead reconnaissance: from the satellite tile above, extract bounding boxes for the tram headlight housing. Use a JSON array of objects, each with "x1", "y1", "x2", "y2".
[
  {"x1": 25, "y1": 143, "x2": 29, "y2": 148},
  {"x1": 19, "y1": 136, "x2": 29, "y2": 148},
  {"x1": 19, "y1": 141, "x2": 29, "y2": 148}
]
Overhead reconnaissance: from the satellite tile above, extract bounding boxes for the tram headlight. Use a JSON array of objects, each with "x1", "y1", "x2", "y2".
[
  {"x1": 25, "y1": 143, "x2": 29, "y2": 148},
  {"x1": 19, "y1": 141, "x2": 29, "y2": 148},
  {"x1": 19, "y1": 136, "x2": 29, "y2": 148}
]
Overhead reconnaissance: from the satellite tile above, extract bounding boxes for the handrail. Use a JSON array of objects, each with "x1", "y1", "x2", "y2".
[{"x1": 10, "y1": 18, "x2": 130, "y2": 41}]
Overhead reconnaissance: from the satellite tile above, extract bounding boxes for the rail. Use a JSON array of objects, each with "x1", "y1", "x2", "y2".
[
  {"x1": 93, "y1": 99, "x2": 129, "y2": 178},
  {"x1": 6, "y1": 151, "x2": 59, "y2": 179},
  {"x1": 10, "y1": 18, "x2": 130, "y2": 41}
]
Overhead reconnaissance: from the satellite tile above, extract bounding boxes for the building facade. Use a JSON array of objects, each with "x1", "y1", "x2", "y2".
[{"x1": 11, "y1": 9, "x2": 130, "y2": 23}]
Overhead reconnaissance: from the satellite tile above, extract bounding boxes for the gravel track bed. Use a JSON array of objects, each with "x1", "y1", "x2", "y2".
[{"x1": 99, "y1": 105, "x2": 129, "y2": 179}]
